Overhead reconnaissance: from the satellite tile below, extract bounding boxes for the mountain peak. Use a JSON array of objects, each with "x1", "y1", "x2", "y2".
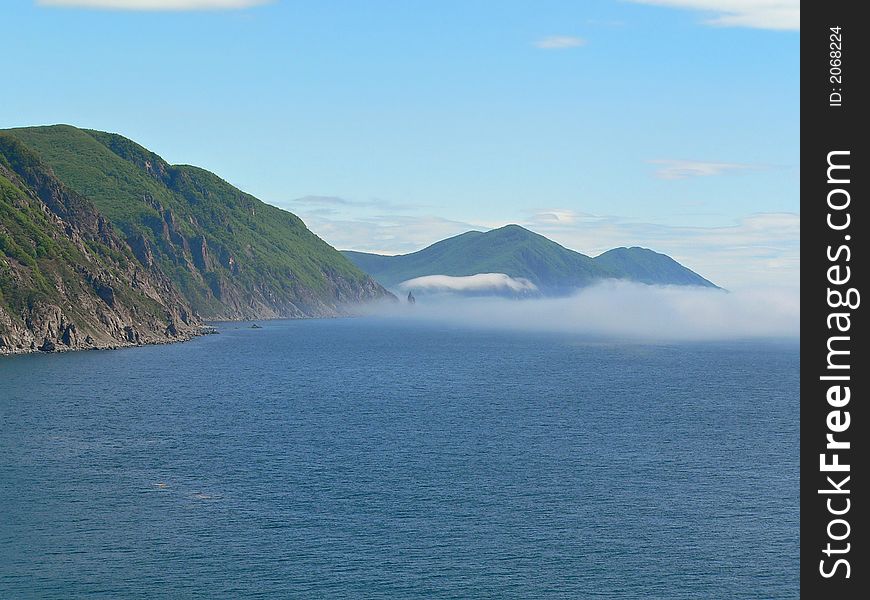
[
  {"x1": 342, "y1": 225, "x2": 717, "y2": 292},
  {"x1": 485, "y1": 224, "x2": 540, "y2": 239},
  {"x1": 595, "y1": 246, "x2": 718, "y2": 288},
  {"x1": 490, "y1": 223, "x2": 529, "y2": 233}
]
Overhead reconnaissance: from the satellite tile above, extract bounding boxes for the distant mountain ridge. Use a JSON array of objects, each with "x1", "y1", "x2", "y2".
[{"x1": 342, "y1": 224, "x2": 717, "y2": 293}]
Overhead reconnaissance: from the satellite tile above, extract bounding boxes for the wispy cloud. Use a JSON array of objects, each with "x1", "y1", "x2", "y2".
[
  {"x1": 528, "y1": 209, "x2": 605, "y2": 225},
  {"x1": 534, "y1": 36, "x2": 587, "y2": 49},
  {"x1": 627, "y1": 0, "x2": 799, "y2": 31},
  {"x1": 37, "y1": 0, "x2": 272, "y2": 10},
  {"x1": 399, "y1": 273, "x2": 538, "y2": 294},
  {"x1": 280, "y1": 195, "x2": 468, "y2": 255},
  {"x1": 647, "y1": 159, "x2": 762, "y2": 180},
  {"x1": 292, "y1": 212, "x2": 479, "y2": 257},
  {"x1": 292, "y1": 195, "x2": 423, "y2": 213},
  {"x1": 293, "y1": 195, "x2": 353, "y2": 207}
]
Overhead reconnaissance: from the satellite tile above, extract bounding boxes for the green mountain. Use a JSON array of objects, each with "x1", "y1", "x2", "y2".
[
  {"x1": 3, "y1": 125, "x2": 390, "y2": 322},
  {"x1": 342, "y1": 224, "x2": 717, "y2": 292},
  {"x1": 1, "y1": 133, "x2": 201, "y2": 354},
  {"x1": 593, "y1": 246, "x2": 716, "y2": 287}
]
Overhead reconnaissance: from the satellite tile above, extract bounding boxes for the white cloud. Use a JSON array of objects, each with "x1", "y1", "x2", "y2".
[
  {"x1": 285, "y1": 207, "x2": 479, "y2": 256},
  {"x1": 37, "y1": 0, "x2": 272, "y2": 10},
  {"x1": 363, "y1": 281, "x2": 799, "y2": 341},
  {"x1": 628, "y1": 0, "x2": 799, "y2": 31},
  {"x1": 292, "y1": 195, "x2": 423, "y2": 213},
  {"x1": 647, "y1": 159, "x2": 760, "y2": 180},
  {"x1": 528, "y1": 209, "x2": 584, "y2": 224},
  {"x1": 399, "y1": 273, "x2": 538, "y2": 294},
  {"x1": 534, "y1": 36, "x2": 587, "y2": 49},
  {"x1": 293, "y1": 195, "x2": 353, "y2": 207}
]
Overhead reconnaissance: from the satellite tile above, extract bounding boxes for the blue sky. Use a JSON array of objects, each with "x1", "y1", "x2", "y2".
[{"x1": 2, "y1": 0, "x2": 799, "y2": 289}]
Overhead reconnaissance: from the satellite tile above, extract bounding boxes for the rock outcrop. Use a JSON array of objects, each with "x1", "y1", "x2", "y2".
[
  {"x1": 2, "y1": 125, "x2": 395, "y2": 356},
  {"x1": 1, "y1": 134, "x2": 202, "y2": 355},
  {"x1": 3, "y1": 125, "x2": 393, "y2": 321}
]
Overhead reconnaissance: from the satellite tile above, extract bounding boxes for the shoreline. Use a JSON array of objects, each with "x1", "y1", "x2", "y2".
[
  {"x1": 0, "y1": 327, "x2": 211, "y2": 358},
  {"x1": 0, "y1": 312, "x2": 362, "y2": 358}
]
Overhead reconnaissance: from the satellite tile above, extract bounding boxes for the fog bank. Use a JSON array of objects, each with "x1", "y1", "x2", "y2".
[
  {"x1": 365, "y1": 280, "x2": 799, "y2": 340},
  {"x1": 399, "y1": 273, "x2": 538, "y2": 293}
]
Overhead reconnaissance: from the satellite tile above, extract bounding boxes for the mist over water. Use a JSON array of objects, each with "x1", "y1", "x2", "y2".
[{"x1": 365, "y1": 281, "x2": 800, "y2": 341}]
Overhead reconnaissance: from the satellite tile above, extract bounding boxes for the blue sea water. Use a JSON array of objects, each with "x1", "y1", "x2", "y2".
[{"x1": 1, "y1": 318, "x2": 799, "y2": 599}]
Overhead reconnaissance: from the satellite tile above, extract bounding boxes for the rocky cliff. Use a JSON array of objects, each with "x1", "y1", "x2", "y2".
[
  {"x1": 1, "y1": 134, "x2": 201, "y2": 355},
  {"x1": 4, "y1": 125, "x2": 392, "y2": 321},
  {"x1": 2, "y1": 124, "x2": 394, "y2": 355}
]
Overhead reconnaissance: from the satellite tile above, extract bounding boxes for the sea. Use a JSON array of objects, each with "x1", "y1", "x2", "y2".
[{"x1": 0, "y1": 318, "x2": 799, "y2": 599}]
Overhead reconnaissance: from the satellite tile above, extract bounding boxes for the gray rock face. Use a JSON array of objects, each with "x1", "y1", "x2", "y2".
[
  {"x1": 3, "y1": 125, "x2": 394, "y2": 322},
  {"x1": 61, "y1": 323, "x2": 77, "y2": 346},
  {"x1": 1, "y1": 134, "x2": 203, "y2": 356},
  {"x1": 2, "y1": 125, "x2": 396, "y2": 357}
]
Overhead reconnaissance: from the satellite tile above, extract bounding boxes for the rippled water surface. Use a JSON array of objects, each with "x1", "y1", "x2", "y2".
[{"x1": 1, "y1": 319, "x2": 799, "y2": 598}]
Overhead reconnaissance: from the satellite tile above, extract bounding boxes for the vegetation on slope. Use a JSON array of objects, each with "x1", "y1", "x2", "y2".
[
  {"x1": 5, "y1": 125, "x2": 388, "y2": 319},
  {"x1": 0, "y1": 133, "x2": 199, "y2": 353},
  {"x1": 594, "y1": 246, "x2": 717, "y2": 287},
  {"x1": 344, "y1": 225, "x2": 610, "y2": 290}
]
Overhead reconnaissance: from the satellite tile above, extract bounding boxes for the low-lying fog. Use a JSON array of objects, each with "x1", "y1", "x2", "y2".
[{"x1": 361, "y1": 280, "x2": 799, "y2": 341}]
